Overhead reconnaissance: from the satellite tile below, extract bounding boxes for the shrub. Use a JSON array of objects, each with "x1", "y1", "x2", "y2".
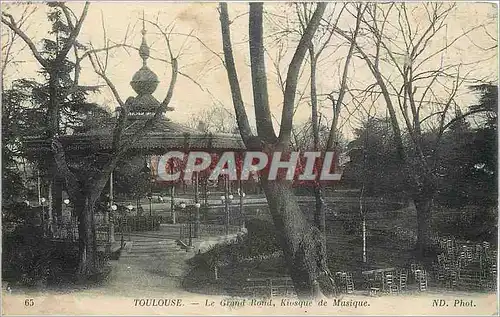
[
  {"x1": 432, "y1": 205, "x2": 497, "y2": 243},
  {"x1": 194, "y1": 218, "x2": 281, "y2": 267},
  {"x1": 2, "y1": 223, "x2": 81, "y2": 287},
  {"x1": 244, "y1": 218, "x2": 280, "y2": 256}
]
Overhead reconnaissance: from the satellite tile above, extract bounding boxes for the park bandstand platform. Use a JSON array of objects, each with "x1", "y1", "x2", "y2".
[{"x1": 21, "y1": 21, "x2": 246, "y2": 261}]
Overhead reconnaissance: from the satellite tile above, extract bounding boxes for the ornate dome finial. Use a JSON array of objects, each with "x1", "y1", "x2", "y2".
[
  {"x1": 130, "y1": 10, "x2": 159, "y2": 96},
  {"x1": 139, "y1": 10, "x2": 149, "y2": 66},
  {"x1": 141, "y1": 10, "x2": 146, "y2": 35}
]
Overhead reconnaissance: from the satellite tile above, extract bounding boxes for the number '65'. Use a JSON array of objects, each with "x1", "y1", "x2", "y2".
[{"x1": 24, "y1": 299, "x2": 34, "y2": 306}]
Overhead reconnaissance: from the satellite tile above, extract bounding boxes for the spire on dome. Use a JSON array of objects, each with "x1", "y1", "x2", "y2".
[
  {"x1": 130, "y1": 10, "x2": 159, "y2": 96},
  {"x1": 139, "y1": 11, "x2": 150, "y2": 67}
]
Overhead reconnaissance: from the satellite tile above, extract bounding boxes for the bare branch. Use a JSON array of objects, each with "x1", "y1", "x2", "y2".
[
  {"x1": 55, "y1": 2, "x2": 90, "y2": 63},
  {"x1": 88, "y1": 49, "x2": 125, "y2": 107},
  {"x1": 249, "y1": 3, "x2": 277, "y2": 143},
  {"x1": 219, "y1": 2, "x2": 254, "y2": 145},
  {"x1": 278, "y1": 2, "x2": 327, "y2": 146},
  {"x1": 1, "y1": 30, "x2": 14, "y2": 84},
  {"x1": 330, "y1": 18, "x2": 406, "y2": 161},
  {"x1": 326, "y1": 3, "x2": 364, "y2": 150},
  {"x1": 1, "y1": 12, "x2": 48, "y2": 68},
  {"x1": 57, "y1": 3, "x2": 75, "y2": 30}
]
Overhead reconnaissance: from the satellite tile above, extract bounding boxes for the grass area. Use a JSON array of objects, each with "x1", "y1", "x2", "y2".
[
  {"x1": 182, "y1": 217, "x2": 285, "y2": 295},
  {"x1": 182, "y1": 199, "x2": 498, "y2": 296},
  {"x1": 182, "y1": 256, "x2": 286, "y2": 296},
  {"x1": 182, "y1": 201, "x2": 419, "y2": 295}
]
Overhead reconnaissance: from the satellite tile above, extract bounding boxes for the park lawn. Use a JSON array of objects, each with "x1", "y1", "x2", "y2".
[
  {"x1": 182, "y1": 201, "x2": 497, "y2": 296},
  {"x1": 182, "y1": 202, "x2": 419, "y2": 296}
]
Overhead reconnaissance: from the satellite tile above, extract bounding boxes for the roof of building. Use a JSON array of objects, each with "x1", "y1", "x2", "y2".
[{"x1": 23, "y1": 18, "x2": 245, "y2": 158}]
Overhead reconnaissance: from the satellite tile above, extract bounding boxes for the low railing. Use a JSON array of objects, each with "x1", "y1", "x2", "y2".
[
  {"x1": 244, "y1": 277, "x2": 296, "y2": 298},
  {"x1": 114, "y1": 216, "x2": 162, "y2": 232},
  {"x1": 51, "y1": 220, "x2": 78, "y2": 241},
  {"x1": 178, "y1": 223, "x2": 241, "y2": 245},
  {"x1": 50, "y1": 220, "x2": 110, "y2": 243}
]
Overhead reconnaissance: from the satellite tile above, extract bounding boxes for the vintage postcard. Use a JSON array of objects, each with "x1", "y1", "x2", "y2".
[{"x1": 1, "y1": 1, "x2": 498, "y2": 316}]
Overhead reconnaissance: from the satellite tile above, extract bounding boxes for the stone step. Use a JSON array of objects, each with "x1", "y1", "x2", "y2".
[
  {"x1": 127, "y1": 248, "x2": 186, "y2": 255},
  {"x1": 131, "y1": 242, "x2": 181, "y2": 248},
  {"x1": 121, "y1": 252, "x2": 191, "y2": 258},
  {"x1": 131, "y1": 240, "x2": 177, "y2": 245},
  {"x1": 122, "y1": 254, "x2": 168, "y2": 258},
  {"x1": 130, "y1": 244, "x2": 176, "y2": 249},
  {"x1": 129, "y1": 238, "x2": 178, "y2": 243},
  {"x1": 129, "y1": 246, "x2": 178, "y2": 252},
  {"x1": 122, "y1": 251, "x2": 184, "y2": 256},
  {"x1": 128, "y1": 247, "x2": 172, "y2": 253}
]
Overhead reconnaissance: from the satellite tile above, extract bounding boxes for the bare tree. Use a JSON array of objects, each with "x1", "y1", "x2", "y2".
[
  {"x1": 3, "y1": 3, "x2": 95, "y2": 276},
  {"x1": 3, "y1": 3, "x2": 91, "y2": 137},
  {"x1": 290, "y1": 120, "x2": 333, "y2": 151},
  {"x1": 219, "y1": 2, "x2": 337, "y2": 298},
  {"x1": 330, "y1": 2, "x2": 497, "y2": 256},
  {"x1": 187, "y1": 103, "x2": 237, "y2": 133},
  {"x1": 2, "y1": 4, "x2": 181, "y2": 277},
  {"x1": 1, "y1": 4, "x2": 37, "y2": 90},
  {"x1": 292, "y1": 3, "x2": 363, "y2": 241}
]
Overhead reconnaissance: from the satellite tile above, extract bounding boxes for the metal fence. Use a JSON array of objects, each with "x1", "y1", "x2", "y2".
[
  {"x1": 114, "y1": 216, "x2": 162, "y2": 233},
  {"x1": 50, "y1": 220, "x2": 110, "y2": 243},
  {"x1": 178, "y1": 223, "x2": 241, "y2": 243},
  {"x1": 244, "y1": 277, "x2": 296, "y2": 298}
]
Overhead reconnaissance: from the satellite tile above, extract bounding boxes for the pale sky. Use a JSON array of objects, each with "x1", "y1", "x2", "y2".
[{"x1": 2, "y1": 2, "x2": 498, "y2": 140}]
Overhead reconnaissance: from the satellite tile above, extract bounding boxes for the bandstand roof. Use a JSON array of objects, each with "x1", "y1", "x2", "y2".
[
  {"x1": 23, "y1": 18, "x2": 245, "y2": 159},
  {"x1": 23, "y1": 118, "x2": 245, "y2": 158}
]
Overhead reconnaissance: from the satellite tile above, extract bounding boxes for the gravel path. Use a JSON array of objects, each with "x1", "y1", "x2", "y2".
[
  {"x1": 97, "y1": 227, "x2": 243, "y2": 298},
  {"x1": 103, "y1": 251, "x2": 194, "y2": 297}
]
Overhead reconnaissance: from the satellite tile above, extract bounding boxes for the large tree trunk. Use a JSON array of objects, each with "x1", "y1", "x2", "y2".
[
  {"x1": 414, "y1": 195, "x2": 433, "y2": 258},
  {"x1": 53, "y1": 176, "x2": 63, "y2": 223},
  {"x1": 76, "y1": 196, "x2": 98, "y2": 278},
  {"x1": 48, "y1": 70, "x2": 60, "y2": 137},
  {"x1": 410, "y1": 170, "x2": 437, "y2": 259},
  {"x1": 261, "y1": 178, "x2": 335, "y2": 298},
  {"x1": 309, "y1": 53, "x2": 326, "y2": 241},
  {"x1": 309, "y1": 56, "x2": 320, "y2": 151},
  {"x1": 75, "y1": 171, "x2": 115, "y2": 279},
  {"x1": 51, "y1": 139, "x2": 115, "y2": 280},
  {"x1": 218, "y1": 2, "x2": 329, "y2": 297}
]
